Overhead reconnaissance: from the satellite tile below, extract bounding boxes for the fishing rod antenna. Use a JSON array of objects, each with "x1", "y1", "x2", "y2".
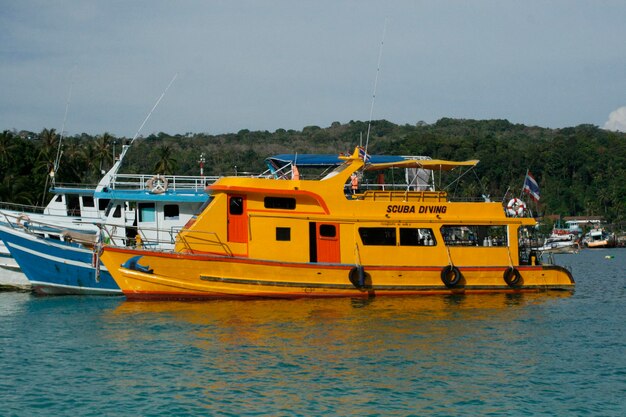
[
  {"x1": 364, "y1": 18, "x2": 388, "y2": 158},
  {"x1": 130, "y1": 72, "x2": 178, "y2": 145},
  {"x1": 52, "y1": 65, "x2": 77, "y2": 186}
]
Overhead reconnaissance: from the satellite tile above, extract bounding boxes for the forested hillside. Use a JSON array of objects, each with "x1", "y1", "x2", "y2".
[{"x1": 1, "y1": 119, "x2": 624, "y2": 223}]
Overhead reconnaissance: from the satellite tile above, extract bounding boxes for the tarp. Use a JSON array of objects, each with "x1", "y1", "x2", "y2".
[
  {"x1": 266, "y1": 154, "x2": 406, "y2": 168},
  {"x1": 364, "y1": 158, "x2": 479, "y2": 172}
]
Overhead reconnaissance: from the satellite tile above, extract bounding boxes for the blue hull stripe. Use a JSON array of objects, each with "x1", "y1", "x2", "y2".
[
  {"x1": 0, "y1": 226, "x2": 121, "y2": 295},
  {"x1": 8, "y1": 242, "x2": 109, "y2": 271}
]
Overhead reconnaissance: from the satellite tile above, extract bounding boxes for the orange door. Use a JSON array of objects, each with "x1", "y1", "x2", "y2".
[
  {"x1": 316, "y1": 223, "x2": 340, "y2": 263},
  {"x1": 227, "y1": 195, "x2": 247, "y2": 243}
]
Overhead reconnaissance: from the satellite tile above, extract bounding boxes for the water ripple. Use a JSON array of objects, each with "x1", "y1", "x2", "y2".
[{"x1": 0, "y1": 249, "x2": 625, "y2": 415}]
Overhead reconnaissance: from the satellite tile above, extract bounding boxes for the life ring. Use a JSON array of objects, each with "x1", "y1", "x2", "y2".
[
  {"x1": 349, "y1": 266, "x2": 366, "y2": 289},
  {"x1": 146, "y1": 175, "x2": 168, "y2": 194},
  {"x1": 503, "y1": 266, "x2": 522, "y2": 287},
  {"x1": 441, "y1": 265, "x2": 462, "y2": 288},
  {"x1": 506, "y1": 198, "x2": 526, "y2": 217}
]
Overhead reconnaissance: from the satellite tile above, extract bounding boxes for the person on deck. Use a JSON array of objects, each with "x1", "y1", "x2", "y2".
[{"x1": 350, "y1": 173, "x2": 359, "y2": 194}]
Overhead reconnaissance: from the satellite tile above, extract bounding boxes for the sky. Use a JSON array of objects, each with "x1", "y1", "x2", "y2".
[{"x1": 1, "y1": 0, "x2": 626, "y2": 137}]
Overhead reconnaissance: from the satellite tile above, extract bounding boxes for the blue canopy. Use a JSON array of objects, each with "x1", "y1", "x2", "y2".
[{"x1": 266, "y1": 154, "x2": 405, "y2": 168}]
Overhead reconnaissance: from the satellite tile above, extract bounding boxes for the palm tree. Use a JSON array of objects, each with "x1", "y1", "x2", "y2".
[
  {"x1": 0, "y1": 174, "x2": 36, "y2": 205},
  {"x1": 154, "y1": 145, "x2": 177, "y2": 174},
  {"x1": 39, "y1": 128, "x2": 59, "y2": 157},
  {"x1": 93, "y1": 132, "x2": 114, "y2": 174},
  {"x1": 79, "y1": 142, "x2": 99, "y2": 183},
  {"x1": 0, "y1": 130, "x2": 17, "y2": 166}
]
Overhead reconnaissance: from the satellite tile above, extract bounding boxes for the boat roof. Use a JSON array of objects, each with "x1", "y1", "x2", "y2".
[
  {"x1": 267, "y1": 153, "x2": 478, "y2": 172},
  {"x1": 364, "y1": 158, "x2": 480, "y2": 172},
  {"x1": 266, "y1": 154, "x2": 406, "y2": 168},
  {"x1": 93, "y1": 189, "x2": 207, "y2": 203},
  {"x1": 49, "y1": 187, "x2": 96, "y2": 196}
]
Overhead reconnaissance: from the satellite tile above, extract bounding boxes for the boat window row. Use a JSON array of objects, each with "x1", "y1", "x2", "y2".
[
  {"x1": 359, "y1": 227, "x2": 437, "y2": 246},
  {"x1": 264, "y1": 197, "x2": 296, "y2": 210},
  {"x1": 357, "y1": 225, "x2": 508, "y2": 247},
  {"x1": 440, "y1": 225, "x2": 507, "y2": 247}
]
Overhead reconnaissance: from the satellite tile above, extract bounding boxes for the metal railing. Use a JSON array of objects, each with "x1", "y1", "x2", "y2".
[{"x1": 110, "y1": 174, "x2": 221, "y2": 192}]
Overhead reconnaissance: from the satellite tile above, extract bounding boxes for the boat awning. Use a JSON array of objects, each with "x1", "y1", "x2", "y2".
[
  {"x1": 266, "y1": 154, "x2": 406, "y2": 168},
  {"x1": 49, "y1": 187, "x2": 97, "y2": 195},
  {"x1": 93, "y1": 190, "x2": 208, "y2": 203},
  {"x1": 364, "y1": 159, "x2": 480, "y2": 172}
]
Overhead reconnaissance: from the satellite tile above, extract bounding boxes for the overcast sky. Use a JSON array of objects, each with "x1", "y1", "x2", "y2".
[{"x1": 1, "y1": 0, "x2": 625, "y2": 137}]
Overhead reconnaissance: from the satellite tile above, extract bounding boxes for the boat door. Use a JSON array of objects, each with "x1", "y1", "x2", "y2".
[
  {"x1": 227, "y1": 195, "x2": 248, "y2": 243},
  {"x1": 310, "y1": 222, "x2": 340, "y2": 263}
]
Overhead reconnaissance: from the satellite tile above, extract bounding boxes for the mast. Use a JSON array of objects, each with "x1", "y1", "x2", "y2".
[
  {"x1": 364, "y1": 19, "x2": 388, "y2": 157},
  {"x1": 95, "y1": 73, "x2": 178, "y2": 192}
]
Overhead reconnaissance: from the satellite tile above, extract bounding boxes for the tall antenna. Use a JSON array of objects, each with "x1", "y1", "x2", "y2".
[
  {"x1": 96, "y1": 73, "x2": 178, "y2": 191},
  {"x1": 52, "y1": 65, "x2": 77, "y2": 186},
  {"x1": 364, "y1": 19, "x2": 388, "y2": 156},
  {"x1": 130, "y1": 72, "x2": 178, "y2": 145}
]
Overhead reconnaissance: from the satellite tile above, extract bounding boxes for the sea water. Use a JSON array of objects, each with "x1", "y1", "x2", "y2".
[{"x1": 1, "y1": 249, "x2": 624, "y2": 416}]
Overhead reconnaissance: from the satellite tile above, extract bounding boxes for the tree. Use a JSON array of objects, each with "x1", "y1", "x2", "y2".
[
  {"x1": 154, "y1": 145, "x2": 177, "y2": 174},
  {"x1": 93, "y1": 132, "x2": 114, "y2": 174},
  {"x1": 0, "y1": 130, "x2": 17, "y2": 166}
]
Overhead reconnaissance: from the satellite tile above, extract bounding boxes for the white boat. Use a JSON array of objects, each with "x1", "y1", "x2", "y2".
[
  {"x1": 583, "y1": 228, "x2": 617, "y2": 248},
  {"x1": 0, "y1": 143, "x2": 217, "y2": 292},
  {"x1": 0, "y1": 240, "x2": 30, "y2": 291},
  {"x1": 537, "y1": 230, "x2": 581, "y2": 254}
]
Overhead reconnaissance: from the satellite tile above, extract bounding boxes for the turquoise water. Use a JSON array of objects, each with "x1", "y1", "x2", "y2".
[{"x1": 1, "y1": 249, "x2": 624, "y2": 416}]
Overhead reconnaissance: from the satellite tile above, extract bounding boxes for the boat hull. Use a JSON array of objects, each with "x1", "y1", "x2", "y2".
[
  {"x1": 0, "y1": 260, "x2": 30, "y2": 291},
  {"x1": 102, "y1": 247, "x2": 575, "y2": 300},
  {"x1": 0, "y1": 225, "x2": 122, "y2": 296}
]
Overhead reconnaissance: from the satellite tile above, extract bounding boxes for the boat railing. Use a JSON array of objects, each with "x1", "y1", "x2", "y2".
[
  {"x1": 97, "y1": 223, "x2": 233, "y2": 256},
  {"x1": 110, "y1": 174, "x2": 221, "y2": 192},
  {"x1": 0, "y1": 201, "x2": 45, "y2": 214},
  {"x1": 0, "y1": 211, "x2": 98, "y2": 245},
  {"x1": 175, "y1": 229, "x2": 234, "y2": 256},
  {"x1": 51, "y1": 182, "x2": 100, "y2": 190},
  {"x1": 357, "y1": 190, "x2": 448, "y2": 202}
]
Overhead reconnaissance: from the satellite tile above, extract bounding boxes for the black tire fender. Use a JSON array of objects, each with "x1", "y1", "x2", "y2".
[
  {"x1": 349, "y1": 266, "x2": 366, "y2": 289},
  {"x1": 441, "y1": 265, "x2": 461, "y2": 288},
  {"x1": 503, "y1": 266, "x2": 522, "y2": 287}
]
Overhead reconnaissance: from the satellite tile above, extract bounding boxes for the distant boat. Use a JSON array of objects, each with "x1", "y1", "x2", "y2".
[
  {"x1": 583, "y1": 228, "x2": 617, "y2": 249},
  {"x1": 537, "y1": 229, "x2": 581, "y2": 254},
  {"x1": 100, "y1": 147, "x2": 574, "y2": 300}
]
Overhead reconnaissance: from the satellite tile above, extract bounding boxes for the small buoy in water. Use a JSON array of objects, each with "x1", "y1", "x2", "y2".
[{"x1": 605, "y1": 255, "x2": 614, "y2": 259}]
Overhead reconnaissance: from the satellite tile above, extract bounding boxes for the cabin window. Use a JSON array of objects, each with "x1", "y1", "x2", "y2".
[
  {"x1": 139, "y1": 203, "x2": 156, "y2": 222},
  {"x1": 319, "y1": 224, "x2": 336, "y2": 238},
  {"x1": 164, "y1": 204, "x2": 179, "y2": 220},
  {"x1": 440, "y1": 225, "x2": 508, "y2": 247},
  {"x1": 67, "y1": 195, "x2": 81, "y2": 216},
  {"x1": 264, "y1": 197, "x2": 296, "y2": 210},
  {"x1": 82, "y1": 196, "x2": 95, "y2": 207},
  {"x1": 400, "y1": 228, "x2": 437, "y2": 246},
  {"x1": 276, "y1": 227, "x2": 291, "y2": 241},
  {"x1": 229, "y1": 197, "x2": 244, "y2": 215},
  {"x1": 359, "y1": 227, "x2": 396, "y2": 246},
  {"x1": 55, "y1": 195, "x2": 63, "y2": 202},
  {"x1": 112, "y1": 205, "x2": 122, "y2": 218},
  {"x1": 98, "y1": 199, "x2": 110, "y2": 211}
]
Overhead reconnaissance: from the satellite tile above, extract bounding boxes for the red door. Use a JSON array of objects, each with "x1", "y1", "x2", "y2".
[
  {"x1": 316, "y1": 223, "x2": 340, "y2": 263},
  {"x1": 227, "y1": 195, "x2": 247, "y2": 243}
]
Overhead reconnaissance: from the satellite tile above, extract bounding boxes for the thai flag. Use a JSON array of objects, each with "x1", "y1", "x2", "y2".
[
  {"x1": 523, "y1": 171, "x2": 540, "y2": 201},
  {"x1": 358, "y1": 146, "x2": 371, "y2": 162}
]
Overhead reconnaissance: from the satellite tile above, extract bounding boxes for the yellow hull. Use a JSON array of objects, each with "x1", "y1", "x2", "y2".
[{"x1": 102, "y1": 247, "x2": 574, "y2": 300}]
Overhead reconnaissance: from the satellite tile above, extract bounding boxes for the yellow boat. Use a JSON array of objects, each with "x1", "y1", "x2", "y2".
[{"x1": 100, "y1": 147, "x2": 574, "y2": 300}]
